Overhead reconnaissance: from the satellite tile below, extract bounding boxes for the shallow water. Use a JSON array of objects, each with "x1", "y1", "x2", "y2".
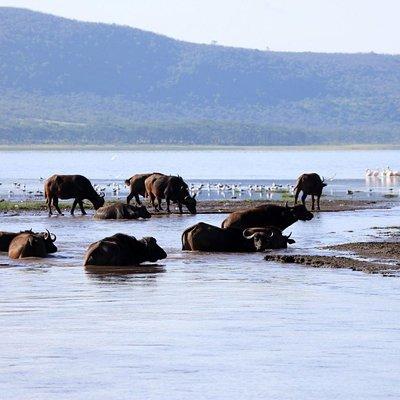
[
  {"x1": 0, "y1": 209, "x2": 400, "y2": 399},
  {"x1": 1, "y1": 149, "x2": 400, "y2": 201}
]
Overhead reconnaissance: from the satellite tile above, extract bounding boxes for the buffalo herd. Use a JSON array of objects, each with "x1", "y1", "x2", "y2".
[{"x1": 0, "y1": 172, "x2": 326, "y2": 266}]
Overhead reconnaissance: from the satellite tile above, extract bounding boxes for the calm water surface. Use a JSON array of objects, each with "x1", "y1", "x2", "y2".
[
  {"x1": 1, "y1": 149, "x2": 400, "y2": 201},
  {"x1": 0, "y1": 208, "x2": 400, "y2": 399},
  {"x1": 1, "y1": 148, "x2": 399, "y2": 180}
]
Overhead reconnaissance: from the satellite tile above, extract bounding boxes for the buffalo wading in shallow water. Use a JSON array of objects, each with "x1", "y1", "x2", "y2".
[
  {"x1": 8, "y1": 230, "x2": 57, "y2": 259},
  {"x1": 83, "y1": 233, "x2": 167, "y2": 266},
  {"x1": 145, "y1": 175, "x2": 197, "y2": 214},
  {"x1": 182, "y1": 222, "x2": 295, "y2": 252},
  {"x1": 221, "y1": 203, "x2": 313, "y2": 231},
  {"x1": 294, "y1": 173, "x2": 327, "y2": 210},
  {"x1": 44, "y1": 174, "x2": 105, "y2": 216},
  {"x1": 125, "y1": 172, "x2": 165, "y2": 205},
  {"x1": 94, "y1": 203, "x2": 151, "y2": 220}
]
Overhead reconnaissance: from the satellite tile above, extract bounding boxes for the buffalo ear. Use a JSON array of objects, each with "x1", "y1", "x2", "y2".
[
  {"x1": 193, "y1": 193, "x2": 197, "y2": 199},
  {"x1": 287, "y1": 239, "x2": 296, "y2": 244}
]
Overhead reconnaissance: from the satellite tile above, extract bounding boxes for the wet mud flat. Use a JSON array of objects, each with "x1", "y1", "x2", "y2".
[
  {"x1": 265, "y1": 241, "x2": 400, "y2": 276},
  {"x1": 0, "y1": 198, "x2": 393, "y2": 216}
]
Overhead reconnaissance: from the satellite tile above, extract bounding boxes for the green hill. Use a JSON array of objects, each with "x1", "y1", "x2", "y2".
[{"x1": 0, "y1": 7, "x2": 399, "y2": 145}]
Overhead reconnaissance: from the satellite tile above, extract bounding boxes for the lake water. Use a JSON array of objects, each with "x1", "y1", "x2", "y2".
[
  {"x1": 0, "y1": 207, "x2": 400, "y2": 399},
  {"x1": 1, "y1": 148, "x2": 400, "y2": 201},
  {"x1": 1, "y1": 148, "x2": 400, "y2": 399}
]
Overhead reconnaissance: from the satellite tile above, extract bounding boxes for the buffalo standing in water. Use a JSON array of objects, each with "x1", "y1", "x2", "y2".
[
  {"x1": 125, "y1": 173, "x2": 164, "y2": 205},
  {"x1": 8, "y1": 230, "x2": 57, "y2": 259},
  {"x1": 182, "y1": 222, "x2": 295, "y2": 252},
  {"x1": 83, "y1": 233, "x2": 167, "y2": 266},
  {"x1": 294, "y1": 173, "x2": 327, "y2": 211},
  {"x1": 222, "y1": 203, "x2": 313, "y2": 231},
  {"x1": 94, "y1": 203, "x2": 151, "y2": 220},
  {"x1": 145, "y1": 175, "x2": 197, "y2": 214},
  {"x1": 44, "y1": 174, "x2": 105, "y2": 216}
]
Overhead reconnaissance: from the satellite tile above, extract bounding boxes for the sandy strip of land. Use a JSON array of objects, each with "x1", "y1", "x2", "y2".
[
  {"x1": 0, "y1": 198, "x2": 393, "y2": 216},
  {"x1": 265, "y1": 241, "x2": 400, "y2": 276}
]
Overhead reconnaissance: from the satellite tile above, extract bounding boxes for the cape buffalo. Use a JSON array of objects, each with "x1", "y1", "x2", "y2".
[
  {"x1": 182, "y1": 222, "x2": 295, "y2": 252},
  {"x1": 83, "y1": 233, "x2": 167, "y2": 266},
  {"x1": 94, "y1": 203, "x2": 151, "y2": 220},
  {"x1": 45, "y1": 174, "x2": 105, "y2": 216},
  {"x1": 294, "y1": 173, "x2": 327, "y2": 210},
  {"x1": 8, "y1": 230, "x2": 57, "y2": 259},
  {"x1": 145, "y1": 175, "x2": 197, "y2": 214},
  {"x1": 125, "y1": 173, "x2": 164, "y2": 205},
  {"x1": 221, "y1": 203, "x2": 313, "y2": 230}
]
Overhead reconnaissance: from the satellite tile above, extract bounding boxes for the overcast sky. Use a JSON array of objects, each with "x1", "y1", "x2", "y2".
[{"x1": 1, "y1": 0, "x2": 399, "y2": 54}]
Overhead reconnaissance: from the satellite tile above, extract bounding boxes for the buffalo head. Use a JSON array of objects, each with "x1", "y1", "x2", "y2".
[
  {"x1": 93, "y1": 192, "x2": 105, "y2": 210},
  {"x1": 243, "y1": 227, "x2": 295, "y2": 250},
  {"x1": 286, "y1": 203, "x2": 314, "y2": 221},
  {"x1": 134, "y1": 205, "x2": 151, "y2": 219},
  {"x1": 141, "y1": 237, "x2": 167, "y2": 262},
  {"x1": 40, "y1": 229, "x2": 58, "y2": 253},
  {"x1": 183, "y1": 194, "x2": 197, "y2": 214}
]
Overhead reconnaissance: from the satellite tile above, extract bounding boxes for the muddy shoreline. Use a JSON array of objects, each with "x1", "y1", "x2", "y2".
[
  {"x1": 265, "y1": 241, "x2": 400, "y2": 276},
  {"x1": 0, "y1": 198, "x2": 393, "y2": 216}
]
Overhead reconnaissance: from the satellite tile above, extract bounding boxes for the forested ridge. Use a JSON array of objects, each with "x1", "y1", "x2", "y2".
[{"x1": 1, "y1": 7, "x2": 399, "y2": 145}]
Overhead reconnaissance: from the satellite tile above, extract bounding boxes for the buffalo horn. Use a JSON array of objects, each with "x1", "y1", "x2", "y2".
[{"x1": 242, "y1": 229, "x2": 257, "y2": 239}]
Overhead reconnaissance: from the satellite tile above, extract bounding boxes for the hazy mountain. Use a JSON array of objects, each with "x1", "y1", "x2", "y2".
[{"x1": 1, "y1": 7, "x2": 399, "y2": 145}]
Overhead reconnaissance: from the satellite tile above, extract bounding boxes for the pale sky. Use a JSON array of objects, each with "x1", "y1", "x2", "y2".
[{"x1": 0, "y1": 0, "x2": 399, "y2": 54}]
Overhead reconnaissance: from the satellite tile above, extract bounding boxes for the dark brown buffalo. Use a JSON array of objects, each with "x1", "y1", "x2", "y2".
[
  {"x1": 222, "y1": 203, "x2": 313, "y2": 231},
  {"x1": 294, "y1": 173, "x2": 327, "y2": 210},
  {"x1": 83, "y1": 233, "x2": 167, "y2": 266},
  {"x1": 8, "y1": 230, "x2": 57, "y2": 259},
  {"x1": 125, "y1": 173, "x2": 164, "y2": 205},
  {"x1": 94, "y1": 203, "x2": 151, "y2": 220},
  {"x1": 45, "y1": 174, "x2": 105, "y2": 216},
  {"x1": 182, "y1": 222, "x2": 295, "y2": 252},
  {"x1": 145, "y1": 175, "x2": 197, "y2": 214}
]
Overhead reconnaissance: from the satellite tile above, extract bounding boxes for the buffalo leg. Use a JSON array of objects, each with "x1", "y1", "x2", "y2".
[
  {"x1": 47, "y1": 196, "x2": 53, "y2": 216},
  {"x1": 157, "y1": 197, "x2": 164, "y2": 211},
  {"x1": 126, "y1": 191, "x2": 134, "y2": 205},
  {"x1": 53, "y1": 197, "x2": 63, "y2": 215},
  {"x1": 134, "y1": 194, "x2": 142, "y2": 205},
  {"x1": 178, "y1": 202, "x2": 183, "y2": 214},
  {"x1": 166, "y1": 198, "x2": 171, "y2": 213},
  {"x1": 78, "y1": 200, "x2": 87, "y2": 215},
  {"x1": 301, "y1": 193, "x2": 307, "y2": 207},
  {"x1": 294, "y1": 188, "x2": 300, "y2": 204},
  {"x1": 317, "y1": 195, "x2": 321, "y2": 211},
  {"x1": 149, "y1": 192, "x2": 158, "y2": 211},
  {"x1": 70, "y1": 199, "x2": 78, "y2": 215},
  {"x1": 311, "y1": 195, "x2": 315, "y2": 211}
]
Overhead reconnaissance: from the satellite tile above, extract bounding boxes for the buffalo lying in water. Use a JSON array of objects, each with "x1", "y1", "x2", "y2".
[
  {"x1": 8, "y1": 230, "x2": 57, "y2": 259},
  {"x1": 44, "y1": 174, "x2": 105, "y2": 216},
  {"x1": 94, "y1": 203, "x2": 151, "y2": 220},
  {"x1": 145, "y1": 175, "x2": 197, "y2": 214},
  {"x1": 222, "y1": 203, "x2": 313, "y2": 231},
  {"x1": 294, "y1": 173, "x2": 327, "y2": 210},
  {"x1": 83, "y1": 233, "x2": 167, "y2": 266},
  {"x1": 182, "y1": 222, "x2": 295, "y2": 252},
  {"x1": 125, "y1": 172, "x2": 164, "y2": 205}
]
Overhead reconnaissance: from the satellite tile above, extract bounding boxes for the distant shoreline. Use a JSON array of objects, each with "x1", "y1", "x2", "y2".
[{"x1": 0, "y1": 144, "x2": 399, "y2": 151}]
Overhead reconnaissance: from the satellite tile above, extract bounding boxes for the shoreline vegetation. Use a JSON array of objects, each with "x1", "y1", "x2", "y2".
[{"x1": 1, "y1": 144, "x2": 400, "y2": 151}]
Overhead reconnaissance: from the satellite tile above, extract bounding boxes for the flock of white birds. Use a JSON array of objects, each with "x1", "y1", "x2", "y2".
[{"x1": 365, "y1": 167, "x2": 400, "y2": 178}]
